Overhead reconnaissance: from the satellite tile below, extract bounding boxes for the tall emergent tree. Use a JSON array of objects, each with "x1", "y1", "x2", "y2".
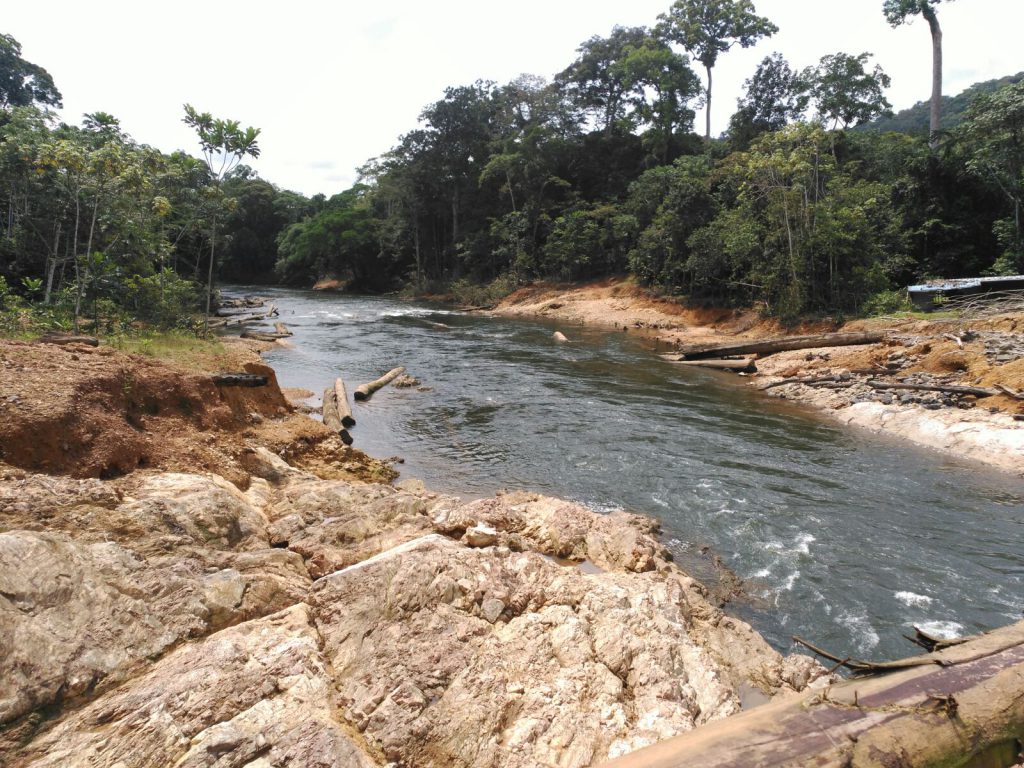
[
  {"x1": 883, "y1": 0, "x2": 951, "y2": 148},
  {"x1": 0, "y1": 33, "x2": 62, "y2": 109},
  {"x1": 182, "y1": 104, "x2": 260, "y2": 328},
  {"x1": 657, "y1": 0, "x2": 778, "y2": 139}
]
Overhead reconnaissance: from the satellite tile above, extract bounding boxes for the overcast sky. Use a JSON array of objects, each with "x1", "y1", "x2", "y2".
[{"x1": 7, "y1": 1, "x2": 1023, "y2": 196}]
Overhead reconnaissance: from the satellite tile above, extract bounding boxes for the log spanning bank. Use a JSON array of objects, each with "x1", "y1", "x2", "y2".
[
  {"x1": 322, "y1": 378, "x2": 355, "y2": 446},
  {"x1": 673, "y1": 331, "x2": 887, "y2": 361},
  {"x1": 606, "y1": 620, "x2": 1024, "y2": 768},
  {"x1": 354, "y1": 367, "x2": 406, "y2": 401},
  {"x1": 660, "y1": 355, "x2": 757, "y2": 373}
]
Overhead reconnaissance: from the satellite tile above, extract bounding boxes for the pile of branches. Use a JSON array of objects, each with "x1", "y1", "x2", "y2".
[{"x1": 944, "y1": 290, "x2": 1024, "y2": 319}]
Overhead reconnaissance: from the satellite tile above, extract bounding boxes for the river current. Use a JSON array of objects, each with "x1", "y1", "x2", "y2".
[{"x1": 240, "y1": 287, "x2": 1024, "y2": 661}]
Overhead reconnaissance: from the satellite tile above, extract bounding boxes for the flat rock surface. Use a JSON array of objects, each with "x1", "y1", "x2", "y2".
[{"x1": 0, "y1": 451, "x2": 825, "y2": 766}]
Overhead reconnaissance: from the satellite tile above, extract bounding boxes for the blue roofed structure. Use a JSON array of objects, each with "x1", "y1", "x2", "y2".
[{"x1": 906, "y1": 275, "x2": 1024, "y2": 310}]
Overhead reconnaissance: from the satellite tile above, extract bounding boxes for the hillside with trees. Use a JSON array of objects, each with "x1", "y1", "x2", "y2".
[
  {"x1": 863, "y1": 71, "x2": 1024, "y2": 136},
  {"x1": 3, "y1": 0, "x2": 1024, "y2": 330}
]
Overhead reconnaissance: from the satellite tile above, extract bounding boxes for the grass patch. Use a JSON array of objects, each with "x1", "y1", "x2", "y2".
[{"x1": 106, "y1": 331, "x2": 228, "y2": 370}]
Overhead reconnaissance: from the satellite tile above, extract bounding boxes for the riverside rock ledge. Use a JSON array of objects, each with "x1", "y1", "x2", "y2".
[{"x1": 1, "y1": 448, "x2": 826, "y2": 767}]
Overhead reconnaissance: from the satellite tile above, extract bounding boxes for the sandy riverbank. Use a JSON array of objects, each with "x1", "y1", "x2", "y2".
[{"x1": 490, "y1": 278, "x2": 1024, "y2": 473}]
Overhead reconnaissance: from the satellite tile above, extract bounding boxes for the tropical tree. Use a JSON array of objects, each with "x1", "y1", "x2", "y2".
[
  {"x1": 556, "y1": 26, "x2": 650, "y2": 134},
  {"x1": 728, "y1": 53, "x2": 807, "y2": 148},
  {"x1": 656, "y1": 0, "x2": 778, "y2": 139},
  {"x1": 617, "y1": 35, "x2": 702, "y2": 162},
  {"x1": 883, "y1": 0, "x2": 952, "y2": 148},
  {"x1": 182, "y1": 104, "x2": 260, "y2": 328},
  {"x1": 0, "y1": 33, "x2": 62, "y2": 109},
  {"x1": 803, "y1": 53, "x2": 892, "y2": 131},
  {"x1": 960, "y1": 81, "x2": 1024, "y2": 272}
]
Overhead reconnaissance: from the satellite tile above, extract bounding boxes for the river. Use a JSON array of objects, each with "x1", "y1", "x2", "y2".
[{"x1": 238, "y1": 287, "x2": 1024, "y2": 662}]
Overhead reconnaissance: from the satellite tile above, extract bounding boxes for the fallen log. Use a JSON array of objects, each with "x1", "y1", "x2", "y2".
[
  {"x1": 218, "y1": 305, "x2": 280, "y2": 328},
  {"x1": 38, "y1": 333, "x2": 99, "y2": 347},
  {"x1": 273, "y1": 322, "x2": 293, "y2": 337},
  {"x1": 662, "y1": 356, "x2": 757, "y2": 373},
  {"x1": 604, "y1": 620, "x2": 1024, "y2": 768},
  {"x1": 761, "y1": 374, "x2": 846, "y2": 390},
  {"x1": 240, "y1": 330, "x2": 291, "y2": 342},
  {"x1": 866, "y1": 380, "x2": 998, "y2": 398},
  {"x1": 354, "y1": 366, "x2": 406, "y2": 401},
  {"x1": 212, "y1": 373, "x2": 268, "y2": 387},
  {"x1": 675, "y1": 331, "x2": 886, "y2": 361},
  {"x1": 336, "y1": 380, "x2": 356, "y2": 427},
  {"x1": 322, "y1": 382, "x2": 354, "y2": 446}
]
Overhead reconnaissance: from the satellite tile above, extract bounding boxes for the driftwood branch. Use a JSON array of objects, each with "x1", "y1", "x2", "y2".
[
  {"x1": 942, "y1": 333, "x2": 964, "y2": 349},
  {"x1": 674, "y1": 331, "x2": 886, "y2": 361},
  {"x1": 354, "y1": 367, "x2": 406, "y2": 401},
  {"x1": 665, "y1": 358, "x2": 757, "y2": 373},
  {"x1": 994, "y1": 384, "x2": 1024, "y2": 401},
  {"x1": 866, "y1": 380, "x2": 998, "y2": 398},
  {"x1": 762, "y1": 374, "x2": 845, "y2": 390}
]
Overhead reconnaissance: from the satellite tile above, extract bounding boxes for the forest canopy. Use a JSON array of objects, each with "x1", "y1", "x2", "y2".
[{"x1": 2, "y1": 0, "x2": 1023, "y2": 331}]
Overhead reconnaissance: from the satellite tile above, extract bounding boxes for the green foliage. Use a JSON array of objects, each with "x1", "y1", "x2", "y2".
[
  {"x1": 803, "y1": 53, "x2": 892, "y2": 130},
  {"x1": 728, "y1": 53, "x2": 807, "y2": 148},
  {"x1": 656, "y1": 0, "x2": 778, "y2": 136},
  {"x1": 0, "y1": 33, "x2": 62, "y2": 109},
  {"x1": 862, "y1": 72, "x2": 1024, "y2": 136},
  {"x1": 959, "y1": 80, "x2": 1024, "y2": 272},
  {"x1": 449, "y1": 273, "x2": 519, "y2": 307},
  {"x1": 4, "y1": 19, "x2": 1023, "y2": 330},
  {"x1": 882, "y1": 0, "x2": 948, "y2": 27},
  {"x1": 861, "y1": 288, "x2": 912, "y2": 316}
]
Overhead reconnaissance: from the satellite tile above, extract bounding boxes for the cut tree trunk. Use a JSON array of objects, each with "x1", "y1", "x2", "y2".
[
  {"x1": 38, "y1": 334, "x2": 99, "y2": 347},
  {"x1": 604, "y1": 620, "x2": 1024, "y2": 768},
  {"x1": 661, "y1": 356, "x2": 757, "y2": 373},
  {"x1": 354, "y1": 367, "x2": 406, "y2": 401},
  {"x1": 674, "y1": 331, "x2": 886, "y2": 361},
  {"x1": 866, "y1": 380, "x2": 997, "y2": 398},
  {"x1": 323, "y1": 378, "x2": 355, "y2": 429},
  {"x1": 322, "y1": 382, "x2": 354, "y2": 446}
]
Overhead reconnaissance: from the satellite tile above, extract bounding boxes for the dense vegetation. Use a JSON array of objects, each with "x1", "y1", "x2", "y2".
[{"x1": 3, "y1": 0, "x2": 1024, "y2": 330}]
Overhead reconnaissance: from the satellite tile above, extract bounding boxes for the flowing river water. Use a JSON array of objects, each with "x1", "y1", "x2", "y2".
[{"x1": 240, "y1": 287, "x2": 1024, "y2": 662}]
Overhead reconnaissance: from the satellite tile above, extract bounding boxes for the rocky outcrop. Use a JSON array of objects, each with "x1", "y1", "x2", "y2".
[{"x1": 0, "y1": 454, "x2": 826, "y2": 766}]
